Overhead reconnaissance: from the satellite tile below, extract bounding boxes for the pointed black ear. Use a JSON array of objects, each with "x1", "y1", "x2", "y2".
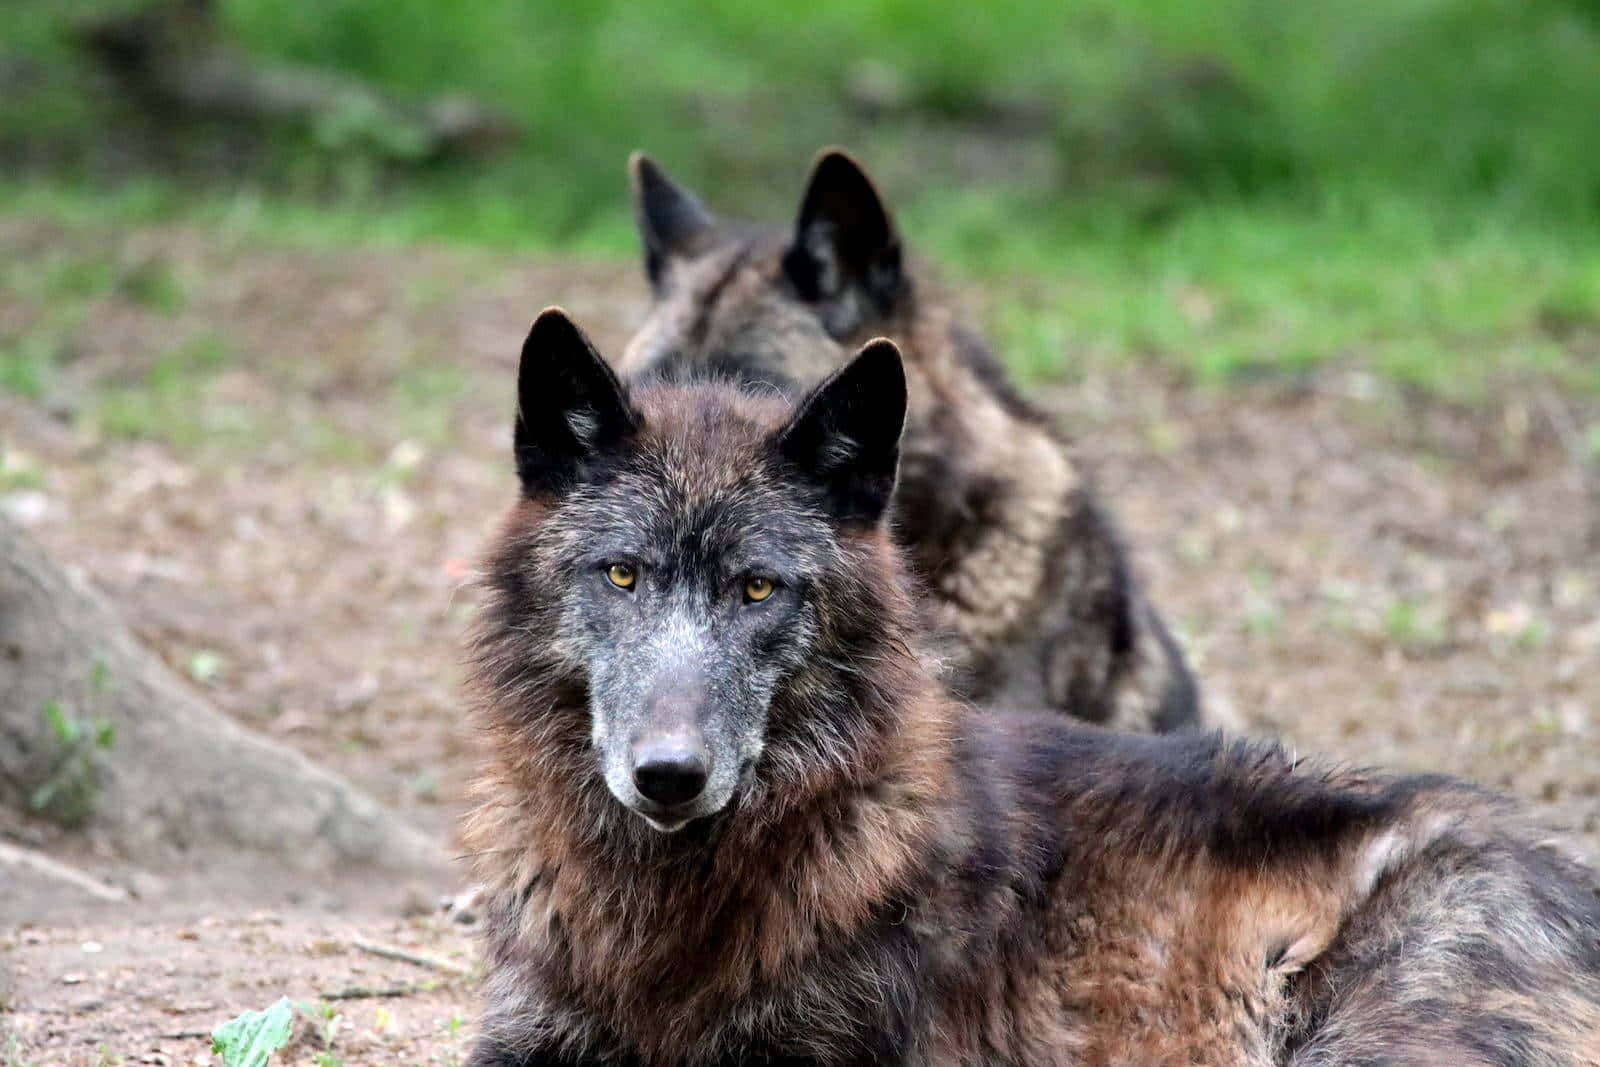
[
  {"x1": 775, "y1": 338, "x2": 906, "y2": 524},
  {"x1": 514, "y1": 308, "x2": 637, "y2": 496},
  {"x1": 629, "y1": 151, "x2": 717, "y2": 287},
  {"x1": 784, "y1": 149, "x2": 902, "y2": 310}
]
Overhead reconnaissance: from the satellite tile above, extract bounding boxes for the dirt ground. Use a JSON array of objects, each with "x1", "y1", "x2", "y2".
[{"x1": 3, "y1": 216, "x2": 1597, "y2": 1064}]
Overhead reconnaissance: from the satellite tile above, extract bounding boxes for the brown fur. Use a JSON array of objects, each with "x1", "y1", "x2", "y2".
[
  {"x1": 463, "y1": 390, "x2": 954, "y2": 1060},
  {"x1": 464, "y1": 340, "x2": 1600, "y2": 1066}
]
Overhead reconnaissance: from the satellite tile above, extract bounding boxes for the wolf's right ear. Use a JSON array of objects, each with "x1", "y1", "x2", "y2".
[
  {"x1": 514, "y1": 308, "x2": 637, "y2": 496},
  {"x1": 629, "y1": 152, "x2": 717, "y2": 288},
  {"x1": 784, "y1": 149, "x2": 901, "y2": 313},
  {"x1": 775, "y1": 338, "x2": 907, "y2": 525}
]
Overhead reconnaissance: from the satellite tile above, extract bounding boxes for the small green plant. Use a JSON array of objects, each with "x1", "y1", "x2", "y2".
[
  {"x1": 211, "y1": 998, "x2": 293, "y2": 1067},
  {"x1": 41, "y1": 699, "x2": 115, "y2": 750},
  {"x1": 1516, "y1": 618, "x2": 1551, "y2": 652},
  {"x1": 1244, "y1": 597, "x2": 1282, "y2": 637},
  {"x1": 311, "y1": 1000, "x2": 344, "y2": 1050},
  {"x1": 294, "y1": 999, "x2": 345, "y2": 1067},
  {"x1": 28, "y1": 681, "x2": 116, "y2": 827},
  {"x1": 7, "y1": 1034, "x2": 36, "y2": 1067},
  {"x1": 116, "y1": 258, "x2": 185, "y2": 314},
  {"x1": 435, "y1": 1014, "x2": 466, "y2": 1067},
  {"x1": 1382, "y1": 598, "x2": 1446, "y2": 650}
]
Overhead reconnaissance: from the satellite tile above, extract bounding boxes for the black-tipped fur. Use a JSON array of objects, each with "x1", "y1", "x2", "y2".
[
  {"x1": 776, "y1": 338, "x2": 906, "y2": 524},
  {"x1": 514, "y1": 308, "x2": 637, "y2": 496},
  {"x1": 630, "y1": 152, "x2": 718, "y2": 287},
  {"x1": 784, "y1": 150, "x2": 903, "y2": 318}
]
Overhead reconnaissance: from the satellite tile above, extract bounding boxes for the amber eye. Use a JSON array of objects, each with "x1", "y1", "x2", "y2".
[
  {"x1": 606, "y1": 563, "x2": 636, "y2": 590},
  {"x1": 744, "y1": 576, "x2": 775, "y2": 603}
]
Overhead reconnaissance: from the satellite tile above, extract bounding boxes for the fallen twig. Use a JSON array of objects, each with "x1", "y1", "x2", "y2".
[
  {"x1": 349, "y1": 938, "x2": 472, "y2": 977},
  {"x1": 320, "y1": 983, "x2": 430, "y2": 1000}
]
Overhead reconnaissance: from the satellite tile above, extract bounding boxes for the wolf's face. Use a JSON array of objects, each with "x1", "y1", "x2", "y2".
[
  {"x1": 618, "y1": 150, "x2": 907, "y2": 393},
  {"x1": 507, "y1": 309, "x2": 905, "y2": 832}
]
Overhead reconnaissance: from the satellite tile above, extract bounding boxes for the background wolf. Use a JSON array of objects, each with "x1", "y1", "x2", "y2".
[
  {"x1": 617, "y1": 149, "x2": 1200, "y2": 732},
  {"x1": 464, "y1": 308, "x2": 1600, "y2": 1067}
]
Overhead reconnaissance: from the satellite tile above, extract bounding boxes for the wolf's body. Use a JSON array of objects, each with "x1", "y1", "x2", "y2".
[
  {"x1": 617, "y1": 151, "x2": 1198, "y2": 731},
  {"x1": 464, "y1": 312, "x2": 1600, "y2": 1067}
]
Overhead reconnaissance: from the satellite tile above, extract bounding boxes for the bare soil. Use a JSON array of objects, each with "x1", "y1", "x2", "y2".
[{"x1": 3, "y1": 215, "x2": 1597, "y2": 1063}]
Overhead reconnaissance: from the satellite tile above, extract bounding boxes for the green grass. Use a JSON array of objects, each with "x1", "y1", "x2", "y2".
[
  {"x1": 95, "y1": 331, "x2": 239, "y2": 445},
  {"x1": 3, "y1": 0, "x2": 1600, "y2": 398},
  {"x1": 0, "y1": 240, "x2": 187, "y2": 400},
  {"x1": 0, "y1": 448, "x2": 46, "y2": 492},
  {"x1": 0, "y1": 334, "x2": 63, "y2": 399},
  {"x1": 389, "y1": 363, "x2": 468, "y2": 447},
  {"x1": 969, "y1": 193, "x2": 1600, "y2": 398},
  {"x1": 1382, "y1": 598, "x2": 1448, "y2": 651},
  {"x1": 8, "y1": 0, "x2": 1600, "y2": 227},
  {"x1": 5, "y1": 177, "x2": 1598, "y2": 403},
  {"x1": 206, "y1": 0, "x2": 1600, "y2": 219}
]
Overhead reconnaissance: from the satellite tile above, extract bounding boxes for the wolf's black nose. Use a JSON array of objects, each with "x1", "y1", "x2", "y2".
[{"x1": 632, "y1": 741, "x2": 709, "y2": 807}]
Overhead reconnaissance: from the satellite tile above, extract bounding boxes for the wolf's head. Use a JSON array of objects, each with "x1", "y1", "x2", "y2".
[
  {"x1": 618, "y1": 149, "x2": 909, "y2": 392},
  {"x1": 479, "y1": 308, "x2": 909, "y2": 834}
]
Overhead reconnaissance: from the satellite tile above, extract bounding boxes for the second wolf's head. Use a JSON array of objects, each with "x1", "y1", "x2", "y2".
[
  {"x1": 473, "y1": 308, "x2": 911, "y2": 835},
  {"x1": 618, "y1": 149, "x2": 910, "y2": 392}
]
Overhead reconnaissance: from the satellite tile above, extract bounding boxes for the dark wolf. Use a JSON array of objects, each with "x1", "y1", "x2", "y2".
[
  {"x1": 463, "y1": 307, "x2": 1600, "y2": 1067},
  {"x1": 617, "y1": 148, "x2": 1201, "y2": 732}
]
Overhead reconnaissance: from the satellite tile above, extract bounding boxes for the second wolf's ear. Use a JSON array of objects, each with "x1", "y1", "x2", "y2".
[
  {"x1": 784, "y1": 149, "x2": 902, "y2": 314},
  {"x1": 514, "y1": 308, "x2": 637, "y2": 496},
  {"x1": 630, "y1": 152, "x2": 717, "y2": 288},
  {"x1": 775, "y1": 338, "x2": 906, "y2": 524}
]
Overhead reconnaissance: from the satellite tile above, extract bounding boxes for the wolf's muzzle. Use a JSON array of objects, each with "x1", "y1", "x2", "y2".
[{"x1": 631, "y1": 735, "x2": 710, "y2": 808}]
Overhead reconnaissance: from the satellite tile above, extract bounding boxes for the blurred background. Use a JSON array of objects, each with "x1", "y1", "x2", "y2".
[
  {"x1": 3, "y1": 3, "x2": 1599, "y2": 1058},
  {"x1": 4, "y1": 0, "x2": 1600, "y2": 393}
]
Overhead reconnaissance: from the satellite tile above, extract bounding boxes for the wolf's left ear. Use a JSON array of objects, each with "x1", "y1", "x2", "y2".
[
  {"x1": 514, "y1": 307, "x2": 637, "y2": 496},
  {"x1": 630, "y1": 152, "x2": 717, "y2": 288},
  {"x1": 775, "y1": 338, "x2": 906, "y2": 524},
  {"x1": 784, "y1": 149, "x2": 902, "y2": 314}
]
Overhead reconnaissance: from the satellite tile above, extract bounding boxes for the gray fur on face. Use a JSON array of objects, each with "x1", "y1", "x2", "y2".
[
  {"x1": 525, "y1": 428, "x2": 841, "y2": 835},
  {"x1": 585, "y1": 592, "x2": 778, "y2": 831}
]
